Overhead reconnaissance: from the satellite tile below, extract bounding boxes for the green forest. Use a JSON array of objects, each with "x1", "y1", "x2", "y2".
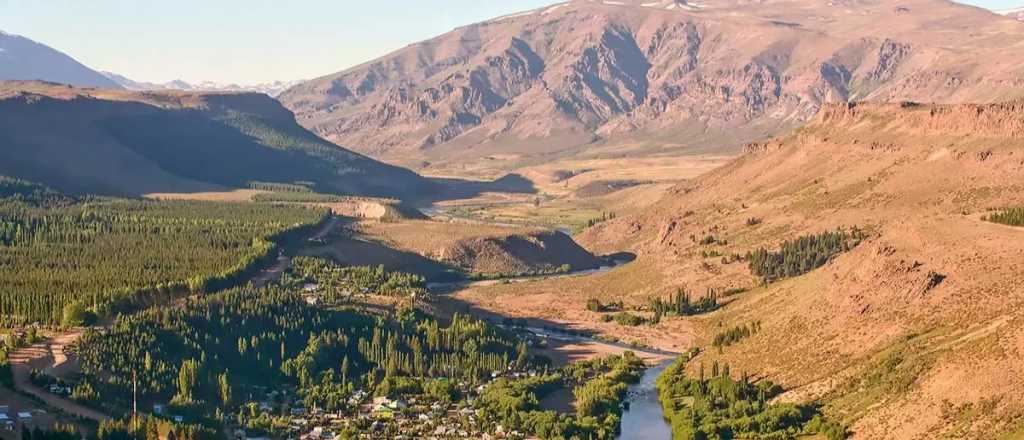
[
  {"x1": 72, "y1": 281, "x2": 537, "y2": 429},
  {"x1": 476, "y1": 352, "x2": 645, "y2": 439},
  {"x1": 656, "y1": 357, "x2": 847, "y2": 440},
  {"x1": 0, "y1": 183, "x2": 325, "y2": 325},
  {"x1": 745, "y1": 228, "x2": 865, "y2": 282}
]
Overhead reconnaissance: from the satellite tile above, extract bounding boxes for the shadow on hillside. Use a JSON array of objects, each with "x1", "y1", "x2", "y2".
[
  {"x1": 302, "y1": 221, "x2": 465, "y2": 282},
  {"x1": 417, "y1": 173, "x2": 537, "y2": 203}
]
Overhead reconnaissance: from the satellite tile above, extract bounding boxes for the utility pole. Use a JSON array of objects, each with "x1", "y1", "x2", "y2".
[{"x1": 133, "y1": 370, "x2": 138, "y2": 427}]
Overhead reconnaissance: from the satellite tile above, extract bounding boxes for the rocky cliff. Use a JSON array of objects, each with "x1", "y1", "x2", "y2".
[{"x1": 279, "y1": 0, "x2": 1024, "y2": 168}]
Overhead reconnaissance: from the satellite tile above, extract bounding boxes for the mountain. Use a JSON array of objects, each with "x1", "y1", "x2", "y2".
[
  {"x1": 0, "y1": 81, "x2": 429, "y2": 198},
  {"x1": 278, "y1": 0, "x2": 1024, "y2": 170},
  {"x1": 102, "y1": 72, "x2": 304, "y2": 97},
  {"x1": 576, "y1": 101, "x2": 1024, "y2": 438},
  {"x1": 0, "y1": 30, "x2": 121, "y2": 89},
  {"x1": 998, "y1": 5, "x2": 1024, "y2": 20}
]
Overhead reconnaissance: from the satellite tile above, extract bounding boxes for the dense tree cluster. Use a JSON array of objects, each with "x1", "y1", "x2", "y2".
[
  {"x1": 282, "y1": 257, "x2": 426, "y2": 300},
  {"x1": 650, "y1": 288, "x2": 720, "y2": 318},
  {"x1": 74, "y1": 284, "x2": 532, "y2": 422},
  {"x1": 984, "y1": 208, "x2": 1024, "y2": 227},
  {"x1": 251, "y1": 192, "x2": 348, "y2": 203},
  {"x1": 656, "y1": 358, "x2": 847, "y2": 440},
  {"x1": 0, "y1": 177, "x2": 73, "y2": 207},
  {"x1": 247, "y1": 181, "x2": 314, "y2": 193},
  {"x1": 0, "y1": 196, "x2": 325, "y2": 325},
  {"x1": 476, "y1": 353, "x2": 645, "y2": 439},
  {"x1": 745, "y1": 228, "x2": 865, "y2": 282},
  {"x1": 95, "y1": 415, "x2": 219, "y2": 440}
]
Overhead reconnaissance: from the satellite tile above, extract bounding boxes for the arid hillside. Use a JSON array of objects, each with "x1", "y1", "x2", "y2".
[
  {"x1": 279, "y1": 0, "x2": 1024, "y2": 171},
  {"x1": 0, "y1": 81, "x2": 429, "y2": 198},
  {"x1": 355, "y1": 220, "x2": 604, "y2": 277},
  {"x1": 569, "y1": 101, "x2": 1024, "y2": 438}
]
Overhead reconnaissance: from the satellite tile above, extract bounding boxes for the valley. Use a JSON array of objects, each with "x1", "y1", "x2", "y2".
[{"x1": 2, "y1": 0, "x2": 1024, "y2": 439}]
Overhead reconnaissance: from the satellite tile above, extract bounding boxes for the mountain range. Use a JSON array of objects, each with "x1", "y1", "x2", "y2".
[
  {"x1": 101, "y1": 72, "x2": 304, "y2": 97},
  {"x1": 278, "y1": 0, "x2": 1024, "y2": 170}
]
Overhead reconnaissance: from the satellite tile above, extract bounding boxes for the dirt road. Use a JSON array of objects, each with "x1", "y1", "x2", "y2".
[
  {"x1": 7, "y1": 330, "x2": 110, "y2": 421},
  {"x1": 252, "y1": 215, "x2": 340, "y2": 288}
]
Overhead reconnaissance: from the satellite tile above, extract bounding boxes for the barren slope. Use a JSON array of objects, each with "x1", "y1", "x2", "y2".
[
  {"x1": 573, "y1": 101, "x2": 1024, "y2": 438},
  {"x1": 280, "y1": 0, "x2": 1024, "y2": 170},
  {"x1": 357, "y1": 220, "x2": 604, "y2": 277}
]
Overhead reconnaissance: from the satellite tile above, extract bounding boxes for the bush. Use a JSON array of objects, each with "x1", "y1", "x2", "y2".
[{"x1": 61, "y1": 302, "x2": 97, "y2": 327}]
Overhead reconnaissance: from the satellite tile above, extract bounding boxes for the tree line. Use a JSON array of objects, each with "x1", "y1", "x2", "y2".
[
  {"x1": 746, "y1": 228, "x2": 865, "y2": 282},
  {"x1": 476, "y1": 352, "x2": 645, "y2": 439},
  {"x1": 984, "y1": 207, "x2": 1024, "y2": 227},
  {"x1": 0, "y1": 194, "x2": 325, "y2": 326},
  {"x1": 656, "y1": 357, "x2": 848, "y2": 439}
]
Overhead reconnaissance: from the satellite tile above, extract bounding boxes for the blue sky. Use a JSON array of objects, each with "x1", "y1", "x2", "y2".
[{"x1": 0, "y1": 0, "x2": 1016, "y2": 84}]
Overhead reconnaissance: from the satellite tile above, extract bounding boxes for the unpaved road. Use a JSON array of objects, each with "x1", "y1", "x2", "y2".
[
  {"x1": 8, "y1": 330, "x2": 110, "y2": 421},
  {"x1": 252, "y1": 215, "x2": 340, "y2": 288}
]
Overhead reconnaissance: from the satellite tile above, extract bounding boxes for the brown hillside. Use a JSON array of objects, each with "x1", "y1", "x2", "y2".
[
  {"x1": 0, "y1": 81, "x2": 429, "y2": 198},
  {"x1": 279, "y1": 0, "x2": 1024, "y2": 171},
  {"x1": 358, "y1": 220, "x2": 604, "y2": 277},
  {"x1": 572, "y1": 100, "x2": 1024, "y2": 438}
]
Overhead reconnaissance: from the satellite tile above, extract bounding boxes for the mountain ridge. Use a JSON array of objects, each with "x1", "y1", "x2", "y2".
[
  {"x1": 0, "y1": 80, "x2": 430, "y2": 198},
  {"x1": 0, "y1": 31, "x2": 121, "y2": 89},
  {"x1": 101, "y1": 71, "x2": 304, "y2": 97},
  {"x1": 279, "y1": 0, "x2": 1024, "y2": 170}
]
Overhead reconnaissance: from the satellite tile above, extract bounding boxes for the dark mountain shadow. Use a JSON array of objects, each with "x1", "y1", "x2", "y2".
[{"x1": 413, "y1": 173, "x2": 537, "y2": 204}]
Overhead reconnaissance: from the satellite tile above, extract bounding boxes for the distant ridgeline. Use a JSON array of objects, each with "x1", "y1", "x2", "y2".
[
  {"x1": 0, "y1": 177, "x2": 327, "y2": 326},
  {"x1": 0, "y1": 82, "x2": 430, "y2": 199}
]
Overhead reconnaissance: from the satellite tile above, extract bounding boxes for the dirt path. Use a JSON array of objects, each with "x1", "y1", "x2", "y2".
[
  {"x1": 8, "y1": 330, "x2": 110, "y2": 422},
  {"x1": 252, "y1": 215, "x2": 340, "y2": 288}
]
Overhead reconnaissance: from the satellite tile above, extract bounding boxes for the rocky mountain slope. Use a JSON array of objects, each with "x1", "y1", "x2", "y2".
[
  {"x1": 0, "y1": 81, "x2": 429, "y2": 198},
  {"x1": 279, "y1": 0, "x2": 1024, "y2": 169},
  {"x1": 0, "y1": 31, "x2": 121, "y2": 89},
  {"x1": 575, "y1": 101, "x2": 1024, "y2": 438},
  {"x1": 102, "y1": 71, "x2": 303, "y2": 97}
]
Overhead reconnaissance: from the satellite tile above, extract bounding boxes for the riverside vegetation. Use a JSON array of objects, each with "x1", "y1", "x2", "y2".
[{"x1": 656, "y1": 357, "x2": 847, "y2": 440}]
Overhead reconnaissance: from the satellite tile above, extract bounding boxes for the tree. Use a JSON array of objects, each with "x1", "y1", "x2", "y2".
[
  {"x1": 218, "y1": 372, "x2": 232, "y2": 408},
  {"x1": 174, "y1": 359, "x2": 200, "y2": 403},
  {"x1": 61, "y1": 301, "x2": 95, "y2": 327}
]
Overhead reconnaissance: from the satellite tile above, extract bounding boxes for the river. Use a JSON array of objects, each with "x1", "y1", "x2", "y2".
[{"x1": 619, "y1": 359, "x2": 674, "y2": 440}]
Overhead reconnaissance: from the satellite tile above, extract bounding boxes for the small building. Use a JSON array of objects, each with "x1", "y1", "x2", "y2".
[
  {"x1": 17, "y1": 412, "x2": 32, "y2": 420},
  {"x1": 153, "y1": 404, "x2": 165, "y2": 415},
  {"x1": 172, "y1": 415, "x2": 184, "y2": 423}
]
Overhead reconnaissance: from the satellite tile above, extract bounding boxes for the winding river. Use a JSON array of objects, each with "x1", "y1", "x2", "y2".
[{"x1": 618, "y1": 359, "x2": 674, "y2": 440}]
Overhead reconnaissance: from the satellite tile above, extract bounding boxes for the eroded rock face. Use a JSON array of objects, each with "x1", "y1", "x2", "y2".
[{"x1": 279, "y1": 0, "x2": 1024, "y2": 162}]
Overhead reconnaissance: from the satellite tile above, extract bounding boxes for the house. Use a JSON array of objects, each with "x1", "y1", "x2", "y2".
[
  {"x1": 16, "y1": 412, "x2": 31, "y2": 421},
  {"x1": 302, "y1": 283, "x2": 319, "y2": 292},
  {"x1": 153, "y1": 404, "x2": 165, "y2": 415},
  {"x1": 172, "y1": 415, "x2": 184, "y2": 423}
]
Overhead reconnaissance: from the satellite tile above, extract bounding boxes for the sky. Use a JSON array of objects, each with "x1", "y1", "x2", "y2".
[{"x1": 0, "y1": 0, "x2": 1017, "y2": 85}]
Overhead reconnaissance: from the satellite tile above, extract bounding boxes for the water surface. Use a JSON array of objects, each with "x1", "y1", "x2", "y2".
[{"x1": 618, "y1": 359, "x2": 674, "y2": 440}]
